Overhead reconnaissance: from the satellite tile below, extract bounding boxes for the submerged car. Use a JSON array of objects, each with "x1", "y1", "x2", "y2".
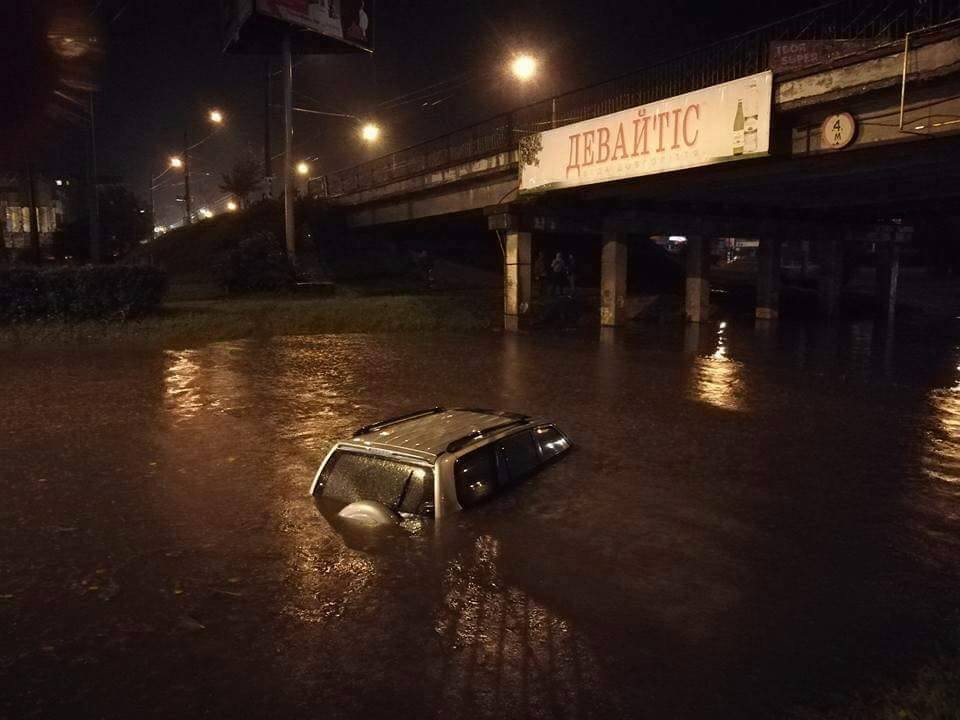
[{"x1": 310, "y1": 407, "x2": 571, "y2": 524}]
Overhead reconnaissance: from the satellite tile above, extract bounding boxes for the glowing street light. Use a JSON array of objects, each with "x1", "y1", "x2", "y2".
[
  {"x1": 360, "y1": 122, "x2": 381, "y2": 143},
  {"x1": 510, "y1": 53, "x2": 538, "y2": 82},
  {"x1": 208, "y1": 109, "x2": 224, "y2": 125},
  {"x1": 226, "y1": 200, "x2": 238, "y2": 212},
  {"x1": 296, "y1": 161, "x2": 310, "y2": 177},
  {"x1": 198, "y1": 207, "x2": 213, "y2": 219},
  {"x1": 169, "y1": 156, "x2": 184, "y2": 169}
]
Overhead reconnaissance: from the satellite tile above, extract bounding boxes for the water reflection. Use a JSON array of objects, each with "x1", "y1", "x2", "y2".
[
  {"x1": 688, "y1": 321, "x2": 746, "y2": 411},
  {"x1": 163, "y1": 343, "x2": 254, "y2": 423},
  {"x1": 433, "y1": 534, "x2": 609, "y2": 719},
  {"x1": 923, "y1": 354, "x2": 960, "y2": 487},
  {"x1": 163, "y1": 349, "x2": 203, "y2": 421}
]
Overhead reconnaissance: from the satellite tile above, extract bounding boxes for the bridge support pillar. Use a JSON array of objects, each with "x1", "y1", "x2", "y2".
[
  {"x1": 876, "y1": 241, "x2": 900, "y2": 318},
  {"x1": 756, "y1": 236, "x2": 782, "y2": 321},
  {"x1": 601, "y1": 231, "x2": 628, "y2": 327},
  {"x1": 503, "y1": 230, "x2": 532, "y2": 332},
  {"x1": 685, "y1": 235, "x2": 711, "y2": 323},
  {"x1": 818, "y1": 234, "x2": 844, "y2": 318}
]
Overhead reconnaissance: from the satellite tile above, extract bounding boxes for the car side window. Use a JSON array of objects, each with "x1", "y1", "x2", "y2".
[
  {"x1": 535, "y1": 426, "x2": 570, "y2": 460},
  {"x1": 496, "y1": 431, "x2": 540, "y2": 484},
  {"x1": 454, "y1": 446, "x2": 498, "y2": 509}
]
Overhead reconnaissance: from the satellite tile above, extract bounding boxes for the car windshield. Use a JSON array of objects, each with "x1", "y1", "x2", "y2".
[{"x1": 319, "y1": 450, "x2": 432, "y2": 514}]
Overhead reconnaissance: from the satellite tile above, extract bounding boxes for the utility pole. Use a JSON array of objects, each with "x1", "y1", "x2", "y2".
[
  {"x1": 87, "y1": 94, "x2": 101, "y2": 262},
  {"x1": 27, "y1": 162, "x2": 41, "y2": 264},
  {"x1": 282, "y1": 30, "x2": 296, "y2": 266},
  {"x1": 264, "y1": 57, "x2": 273, "y2": 198},
  {"x1": 183, "y1": 129, "x2": 193, "y2": 225}
]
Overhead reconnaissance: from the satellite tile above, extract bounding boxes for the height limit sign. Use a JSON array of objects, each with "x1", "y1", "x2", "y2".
[{"x1": 821, "y1": 112, "x2": 857, "y2": 150}]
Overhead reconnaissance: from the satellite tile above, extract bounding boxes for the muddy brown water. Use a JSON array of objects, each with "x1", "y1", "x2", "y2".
[{"x1": 1, "y1": 318, "x2": 959, "y2": 719}]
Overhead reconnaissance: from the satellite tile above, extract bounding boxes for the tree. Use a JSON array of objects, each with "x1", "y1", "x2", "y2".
[
  {"x1": 53, "y1": 184, "x2": 150, "y2": 262},
  {"x1": 219, "y1": 155, "x2": 262, "y2": 209}
]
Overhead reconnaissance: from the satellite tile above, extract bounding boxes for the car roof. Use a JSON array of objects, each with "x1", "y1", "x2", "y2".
[{"x1": 349, "y1": 408, "x2": 538, "y2": 459}]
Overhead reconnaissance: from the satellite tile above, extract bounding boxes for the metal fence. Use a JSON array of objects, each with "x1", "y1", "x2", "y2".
[{"x1": 323, "y1": 0, "x2": 960, "y2": 197}]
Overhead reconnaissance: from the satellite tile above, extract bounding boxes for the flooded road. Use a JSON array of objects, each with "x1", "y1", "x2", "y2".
[{"x1": 2, "y1": 318, "x2": 960, "y2": 719}]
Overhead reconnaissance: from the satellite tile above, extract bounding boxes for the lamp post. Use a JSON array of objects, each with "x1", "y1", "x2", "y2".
[
  {"x1": 181, "y1": 109, "x2": 225, "y2": 225},
  {"x1": 277, "y1": 100, "x2": 383, "y2": 264},
  {"x1": 282, "y1": 30, "x2": 295, "y2": 264}
]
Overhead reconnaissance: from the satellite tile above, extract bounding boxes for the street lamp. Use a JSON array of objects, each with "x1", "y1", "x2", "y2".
[
  {"x1": 360, "y1": 122, "x2": 381, "y2": 143},
  {"x1": 510, "y1": 53, "x2": 538, "y2": 82},
  {"x1": 296, "y1": 161, "x2": 310, "y2": 176},
  {"x1": 226, "y1": 200, "x2": 238, "y2": 212},
  {"x1": 169, "y1": 156, "x2": 184, "y2": 169},
  {"x1": 180, "y1": 109, "x2": 228, "y2": 225}
]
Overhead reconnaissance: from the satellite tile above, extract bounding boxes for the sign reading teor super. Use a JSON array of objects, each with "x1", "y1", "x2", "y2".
[{"x1": 520, "y1": 71, "x2": 773, "y2": 194}]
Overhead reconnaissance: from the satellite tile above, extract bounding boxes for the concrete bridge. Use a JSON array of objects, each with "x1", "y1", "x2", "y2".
[{"x1": 314, "y1": 0, "x2": 960, "y2": 330}]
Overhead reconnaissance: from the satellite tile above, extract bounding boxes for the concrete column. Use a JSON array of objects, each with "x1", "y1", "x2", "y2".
[
  {"x1": 876, "y1": 242, "x2": 900, "y2": 318},
  {"x1": 685, "y1": 235, "x2": 710, "y2": 323},
  {"x1": 600, "y1": 232, "x2": 628, "y2": 327},
  {"x1": 756, "y1": 236, "x2": 782, "y2": 321},
  {"x1": 818, "y1": 234, "x2": 844, "y2": 318},
  {"x1": 503, "y1": 230, "x2": 532, "y2": 332}
]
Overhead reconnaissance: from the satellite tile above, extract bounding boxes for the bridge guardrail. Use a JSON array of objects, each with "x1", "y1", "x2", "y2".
[{"x1": 322, "y1": 0, "x2": 960, "y2": 198}]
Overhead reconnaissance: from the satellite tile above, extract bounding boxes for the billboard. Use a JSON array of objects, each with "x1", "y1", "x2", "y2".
[
  {"x1": 256, "y1": 0, "x2": 372, "y2": 51},
  {"x1": 223, "y1": 0, "x2": 373, "y2": 54},
  {"x1": 520, "y1": 71, "x2": 773, "y2": 194}
]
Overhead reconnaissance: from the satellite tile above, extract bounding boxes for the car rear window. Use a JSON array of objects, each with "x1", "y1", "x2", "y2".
[
  {"x1": 454, "y1": 446, "x2": 498, "y2": 509},
  {"x1": 318, "y1": 451, "x2": 432, "y2": 515},
  {"x1": 535, "y1": 426, "x2": 570, "y2": 460}
]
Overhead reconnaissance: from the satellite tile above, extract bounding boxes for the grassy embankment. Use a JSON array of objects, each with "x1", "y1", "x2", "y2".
[
  {"x1": 0, "y1": 292, "x2": 501, "y2": 347},
  {"x1": 0, "y1": 200, "x2": 504, "y2": 347}
]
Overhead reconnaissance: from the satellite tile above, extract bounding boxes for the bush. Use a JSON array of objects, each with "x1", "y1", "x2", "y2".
[
  {"x1": 213, "y1": 232, "x2": 294, "y2": 294},
  {"x1": 0, "y1": 265, "x2": 167, "y2": 322}
]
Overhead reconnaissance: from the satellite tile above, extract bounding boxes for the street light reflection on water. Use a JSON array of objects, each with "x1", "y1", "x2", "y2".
[
  {"x1": 688, "y1": 320, "x2": 746, "y2": 412},
  {"x1": 923, "y1": 353, "x2": 960, "y2": 486}
]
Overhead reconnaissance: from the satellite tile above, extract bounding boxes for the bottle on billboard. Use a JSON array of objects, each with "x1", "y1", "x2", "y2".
[
  {"x1": 733, "y1": 99, "x2": 745, "y2": 156},
  {"x1": 743, "y1": 80, "x2": 760, "y2": 153}
]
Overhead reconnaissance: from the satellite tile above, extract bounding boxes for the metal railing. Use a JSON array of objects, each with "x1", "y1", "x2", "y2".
[{"x1": 323, "y1": 0, "x2": 960, "y2": 197}]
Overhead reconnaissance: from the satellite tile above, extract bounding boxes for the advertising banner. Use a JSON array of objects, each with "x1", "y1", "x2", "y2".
[
  {"x1": 255, "y1": 0, "x2": 372, "y2": 51},
  {"x1": 520, "y1": 71, "x2": 773, "y2": 194},
  {"x1": 769, "y1": 40, "x2": 878, "y2": 73}
]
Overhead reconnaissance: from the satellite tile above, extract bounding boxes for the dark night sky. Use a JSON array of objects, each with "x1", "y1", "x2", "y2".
[{"x1": 3, "y1": 0, "x2": 818, "y2": 226}]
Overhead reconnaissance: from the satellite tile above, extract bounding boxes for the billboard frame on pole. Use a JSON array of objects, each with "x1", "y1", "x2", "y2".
[{"x1": 222, "y1": 0, "x2": 374, "y2": 55}]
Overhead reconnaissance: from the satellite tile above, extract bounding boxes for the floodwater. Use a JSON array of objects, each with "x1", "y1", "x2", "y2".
[{"x1": 2, "y1": 317, "x2": 960, "y2": 719}]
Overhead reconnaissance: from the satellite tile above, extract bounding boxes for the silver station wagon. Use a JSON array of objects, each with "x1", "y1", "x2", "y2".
[{"x1": 311, "y1": 408, "x2": 571, "y2": 524}]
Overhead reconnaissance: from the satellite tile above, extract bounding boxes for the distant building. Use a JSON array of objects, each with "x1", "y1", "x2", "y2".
[{"x1": 0, "y1": 172, "x2": 79, "y2": 255}]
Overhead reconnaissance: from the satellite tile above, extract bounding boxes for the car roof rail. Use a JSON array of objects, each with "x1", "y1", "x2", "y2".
[
  {"x1": 454, "y1": 408, "x2": 529, "y2": 420},
  {"x1": 354, "y1": 407, "x2": 445, "y2": 437},
  {"x1": 445, "y1": 417, "x2": 530, "y2": 454}
]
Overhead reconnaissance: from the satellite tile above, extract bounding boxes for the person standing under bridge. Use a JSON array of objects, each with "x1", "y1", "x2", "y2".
[
  {"x1": 533, "y1": 251, "x2": 546, "y2": 298},
  {"x1": 550, "y1": 251, "x2": 567, "y2": 297}
]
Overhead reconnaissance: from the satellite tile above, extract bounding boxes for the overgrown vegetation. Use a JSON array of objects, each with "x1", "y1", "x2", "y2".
[
  {"x1": 212, "y1": 232, "x2": 293, "y2": 293},
  {"x1": 0, "y1": 265, "x2": 167, "y2": 322},
  {"x1": 0, "y1": 293, "x2": 500, "y2": 346},
  {"x1": 218, "y1": 153, "x2": 263, "y2": 209},
  {"x1": 793, "y1": 620, "x2": 960, "y2": 720},
  {"x1": 792, "y1": 656, "x2": 960, "y2": 720}
]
